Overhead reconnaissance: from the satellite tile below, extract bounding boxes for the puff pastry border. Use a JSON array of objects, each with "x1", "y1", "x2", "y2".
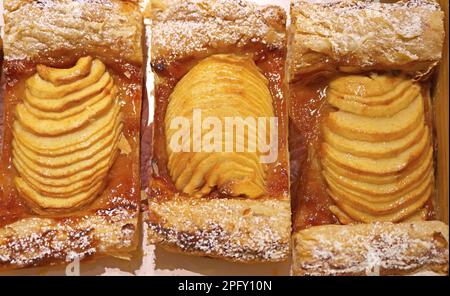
[
  {"x1": 151, "y1": 0, "x2": 287, "y2": 64},
  {"x1": 147, "y1": 198, "x2": 291, "y2": 263},
  {"x1": 289, "y1": 0, "x2": 445, "y2": 80},
  {"x1": 289, "y1": 0, "x2": 449, "y2": 276},
  {"x1": 3, "y1": 0, "x2": 143, "y2": 63},
  {"x1": 0, "y1": 0, "x2": 143, "y2": 269},
  {"x1": 147, "y1": 0, "x2": 291, "y2": 263},
  {"x1": 292, "y1": 221, "x2": 449, "y2": 276}
]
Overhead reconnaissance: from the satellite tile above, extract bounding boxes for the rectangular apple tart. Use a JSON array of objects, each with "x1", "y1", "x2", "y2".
[
  {"x1": 146, "y1": 0, "x2": 291, "y2": 262},
  {"x1": 289, "y1": 0, "x2": 449, "y2": 275},
  {"x1": 0, "y1": 0, "x2": 144, "y2": 269},
  {"x1": 1, "y1": 36, "x2": 3, "y2": 148}
]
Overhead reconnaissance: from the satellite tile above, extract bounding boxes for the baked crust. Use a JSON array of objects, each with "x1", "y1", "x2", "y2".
[
  {"x1": 151, "y1": 0, "x2": 286, "y2": 64},
  {"x1": 147, "y1": 0, "x2": 291, "y2": 263},
  {"x1": 0, "y1": 0, "x2": 143, "y2": 269},
  {"x1": 290, "y1": 0, "x2": 445, "y2": 81},
  {"x1": 292, "y1": 221, "x2": 449, "y2": 276},
  {"x1": 0, "y1": 37, "x2": 3, "y2": 149},
  {"x1": 0, "y1": 209, "x2": 138, "y2": 269},
  {"x1": 3, "y1": 0, "x2": 143, "y2": 63},
  {"x1": 289, "y1": 0, "x2": 448, "y2": 276},
  {"x1": 147, "y1": 197, "x2": 291, "y2": 263}
]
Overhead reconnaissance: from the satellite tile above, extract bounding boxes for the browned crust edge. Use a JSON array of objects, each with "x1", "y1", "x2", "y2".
[
  {"x1": 0, "y1": 209, "x2": 139, "y2": 270},
  {"x1": 291, "y1": 221, "x2": 449, "y2": 276},
  {"x1": 150, "y1": 0, "x2": 287, "y2": 64},
  {"x1": 3, "y1": 0, "x2": 144, "y2": 63},
  {"x1": 0, "y1": 0, "x2": 143, "y2": 270},
  {"x1": 289, "y1": 0, "x2": 445, "y2": 81},
  {"x1": 146, "y1": 0, "x2": 291, "y2": 263},
  {"x1": 146, "y1": 198, "x2": 291, "y2": 263}
]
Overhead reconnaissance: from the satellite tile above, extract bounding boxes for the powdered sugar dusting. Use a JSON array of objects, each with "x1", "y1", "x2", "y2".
[
  {"x1": 147, "y1": 0, "x2": 290, "y2": 263},
  {"x1": 0, "y1": 207, "x2": 138, "y2": 269},
  {"x1": 293, "y1": 221, "x2": 449, "y2": 276},
  {"x1": 0, "y1": 0, "x2": 142, "y2": 270},
  {"x1": 291, "y1": 0, "x2": 444, "y2": 77},
  {"x1": 147, "y1": 198, "x2": 291, "y2": 263},
  {"x1": 3, "y1": 0, "x2": 143, "y2": 63},
  {"x1": 151, "y1": 0, "x2": 286, "y2": 63}
]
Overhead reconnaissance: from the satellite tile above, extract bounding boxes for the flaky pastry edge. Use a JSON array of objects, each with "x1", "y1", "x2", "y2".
[
  {"x1": 292, "y1": 221, "x2": 449, "y2": 276},
  {"x1": 146, "y1": 0, "x2": 291, "y2": 263},
  {"x1": 289, "y1": 0, "x2": 445, "y2": 81},
  {"x1": 0, "y1": 0, "x2": 144, "y2": 269},
  {"x1": 3, "y1": 0, "x2": 144, "y2": 64}
]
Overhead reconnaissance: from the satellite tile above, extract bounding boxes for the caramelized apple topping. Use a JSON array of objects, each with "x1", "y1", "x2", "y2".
[
  {"x1": 165, "y1": 54, "x2": 275, "y2": 198},
  {"x1": 322, "y1": 74, "x2": 434, "y2": 224},
  {"x1": 13, "y1": 57, "x2": 123, "y2": 213}
]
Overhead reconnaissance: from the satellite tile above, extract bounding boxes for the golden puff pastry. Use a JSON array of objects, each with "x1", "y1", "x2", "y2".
[
  {"x1": 292, "y1": 221, "x2": 449, "y2": 276},
  {"x1": 290, "y1": 0, "x2": 445, "y2": 81},
  {"x1": 0, "y1": 0, "x2": 143, "y2": 269},
  {"x1": 147, "y1": 0, "x2": 291, "y2": 263},
  {"x1": 289, "y1": 0, "x2": 447, "y2": 276}
]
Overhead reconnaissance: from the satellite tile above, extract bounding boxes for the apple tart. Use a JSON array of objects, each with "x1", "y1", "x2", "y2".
[
  {"x1": 1, "y1": 37, "x2": 3, "y2": 149},
  {"x1": 289, "y1": 0, "x2": 448, "y2": 275},
  {"x1": 0, "y1": 0, "x2": 143, "y2": 269},
  {"x1": 146, "y1": 0, "x2": 291, "y2": 262}
]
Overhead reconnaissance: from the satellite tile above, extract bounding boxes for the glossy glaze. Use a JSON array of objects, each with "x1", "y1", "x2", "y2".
[
  {"x1": 0, "y1": 51, "x2": 142, "y2": 228},
  {"x1": 290, "y1": 76, "x2": 436, "y2": 231},
  {"x1": 149, "y1": 44, "x2": 289, "y2": 201}
]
